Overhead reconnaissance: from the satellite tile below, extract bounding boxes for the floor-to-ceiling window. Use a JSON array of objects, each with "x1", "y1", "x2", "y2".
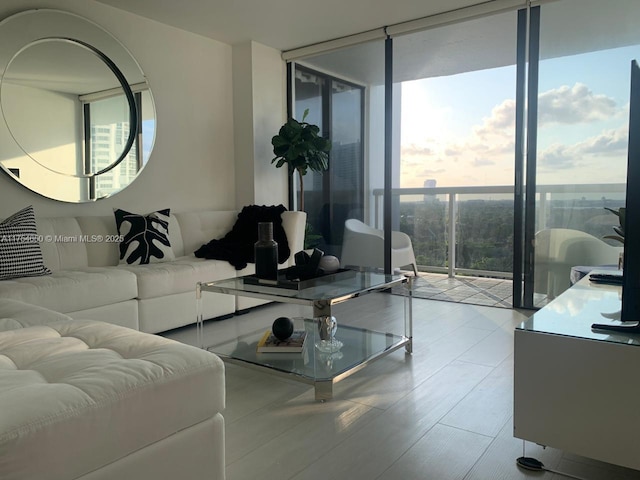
[
  {"x1": 522, "y1": 0, "x2": 640, "y2": 306},
  {"x1": 393, "y1": 11, "x2": 518, "y2": 283},
  {"x1": 293, "y1": 66, "x2": 364, "y2": 254},
  {"x1": 292, "y1": 41, "x2": 383, "y2": 257},
  {"x1": 285, "y1": 0, "x2": 640, "y2": 308}
]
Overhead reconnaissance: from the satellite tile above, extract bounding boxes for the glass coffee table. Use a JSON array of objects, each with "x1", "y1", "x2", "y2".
[{"x1": 196, "y1": 271, "x2": 412, "y2": 401}]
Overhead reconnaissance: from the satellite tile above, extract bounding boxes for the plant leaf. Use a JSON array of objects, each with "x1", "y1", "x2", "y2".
[
  {"x1": 604, "y1": 207, "x2": 621, "y2": 217},
  {"x1": 604, "y1": 234, "x2": 625, "y2": 244},
  {"x1": 270, "y1": 109, "x2": 331, "y2": 183}
]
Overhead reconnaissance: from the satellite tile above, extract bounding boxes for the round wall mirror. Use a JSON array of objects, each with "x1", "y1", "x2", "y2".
[{"x1": 0, "y1": 10, "x2": 156, "y2": 202}]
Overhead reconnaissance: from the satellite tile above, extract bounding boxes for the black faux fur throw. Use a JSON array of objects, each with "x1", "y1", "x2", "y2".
[{"x1": 194, "y1": 204, "x2": 291, "y2": 270}]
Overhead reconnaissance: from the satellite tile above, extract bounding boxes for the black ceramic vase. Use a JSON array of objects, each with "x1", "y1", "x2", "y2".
[{"x1": 255, "y1": 222, "x2": 278, "y2": 281}]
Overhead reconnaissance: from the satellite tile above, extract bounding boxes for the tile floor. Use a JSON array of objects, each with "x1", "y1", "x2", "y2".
[{"x1": 163, "y1": 293, "x2": 640, "y2": 480}]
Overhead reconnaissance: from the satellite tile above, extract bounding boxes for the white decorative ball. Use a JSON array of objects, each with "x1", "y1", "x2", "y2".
[{"x1": 319, "y1": 255, "x2": 340, "y2": 273}]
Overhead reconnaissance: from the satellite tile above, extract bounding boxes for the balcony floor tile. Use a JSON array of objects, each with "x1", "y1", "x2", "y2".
[{"x1": 402, "y1": 272, "x2": 513, "y2": 309}]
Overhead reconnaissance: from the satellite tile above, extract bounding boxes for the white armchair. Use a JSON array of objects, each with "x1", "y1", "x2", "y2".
[
  {"x1": 534, "y1": 228, "x2": 622, "y2": 299},
  {"x1": 340, "y1": 219, "x2": 418, "y2": 275}
]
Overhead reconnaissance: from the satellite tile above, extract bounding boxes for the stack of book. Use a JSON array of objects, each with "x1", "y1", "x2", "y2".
[{"x1": 256, "y1": 330, "x2": 307, "y2": 353}]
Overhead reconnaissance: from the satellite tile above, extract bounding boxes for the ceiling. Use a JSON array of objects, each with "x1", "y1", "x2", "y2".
[
  {"x1": 94, "y1": 0, "x2": 493, "y2": 52},
  {"x1": 93, "y1": 0, "x2": 640, "y2": 87}
]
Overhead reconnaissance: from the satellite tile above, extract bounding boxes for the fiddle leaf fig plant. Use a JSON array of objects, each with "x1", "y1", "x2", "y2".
[
  {"x1": 604, "y1": 207, "x2": 626, "y2": 244},
  {"x1": 271, "y1": 108, "x2": 331, "y2": 211}
]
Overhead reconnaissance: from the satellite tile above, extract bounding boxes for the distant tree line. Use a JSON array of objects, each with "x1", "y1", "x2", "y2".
[{"x1": 398, "y1": 197, "x2": 623, "y2": 275}]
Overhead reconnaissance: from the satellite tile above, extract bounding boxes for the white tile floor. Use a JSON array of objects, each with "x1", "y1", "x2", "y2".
[{"x1": 163, "y1": 293, "x2": 640, "y2": 480}]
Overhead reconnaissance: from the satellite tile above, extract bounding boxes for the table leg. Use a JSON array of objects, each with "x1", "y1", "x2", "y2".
[
  {"x1": 196, "y1": 282, "x2": 203, "y2": 349},
  {"x1": 405, "y1": 276, "x2": 413, "y2": 353},
  {"x1": 315, "y1": 380, "x2": 333, "y2": 401}
]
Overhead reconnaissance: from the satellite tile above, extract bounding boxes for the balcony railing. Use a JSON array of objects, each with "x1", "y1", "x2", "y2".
[{"x1": 372, "y1": 183, "x2": 626, "y2": 279}]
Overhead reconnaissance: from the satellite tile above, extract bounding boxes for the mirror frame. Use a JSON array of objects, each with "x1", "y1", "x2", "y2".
[{"x1": 0, "y1": 9, "x2": 154, "y2": 202}]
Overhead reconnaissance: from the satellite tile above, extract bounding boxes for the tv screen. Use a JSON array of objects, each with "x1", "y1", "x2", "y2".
[
  {"x1": 621, "y1": 59, "x2": 640, "y2": 323},
  {"x1": 593, "y1": 60, "x2": 640, "y2": 332}
]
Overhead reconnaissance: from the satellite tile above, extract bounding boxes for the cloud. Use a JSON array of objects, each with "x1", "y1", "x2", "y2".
[
  {"x1": 538, "y1": 126, "x2": 627, "y2": 171},
  {"x1": 580, "y1": 127, "x2": 628, "y2": 155},
  {"x1": 474, "y1": 99, "x2": 516, "y2": 138},
  {"x1": 400, "y1": 81, "x2": 623, "y2": 187},
  {"x1": 444, "y1": 147, "x2": 462, "y2": 156},
  {"x1": 421, "y1": 168, "x2": 446, "y2": 175},
  {"x1": 472, "y1": 158, "x2": 495, "y2": 167},
  {"x1": 538, "y1": 83, "x2": 617, "y2": 125},
  {"x1": 539, "y1": 144, "x2": 578, "y2": 170},
  {"x1": 401, "y1": 144, "x2": 435, "y2": 156}
]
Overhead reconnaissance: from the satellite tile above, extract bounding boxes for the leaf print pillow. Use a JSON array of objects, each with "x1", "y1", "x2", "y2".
[{"x1": 114, "y1": 208, "x2": 175, "y2": 265}]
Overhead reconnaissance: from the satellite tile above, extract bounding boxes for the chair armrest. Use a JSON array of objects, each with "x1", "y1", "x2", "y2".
[{"x1": 391, "y1": 230, "x2": 412, "y2": 249}]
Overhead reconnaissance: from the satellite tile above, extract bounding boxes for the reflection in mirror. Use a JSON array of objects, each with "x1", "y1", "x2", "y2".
[
  {"x1": 2, "y1": 38, "x2": 130, "y2": 176},
  {"x1": 0, "y1": 9, "x2": 156, "y2": 202}
]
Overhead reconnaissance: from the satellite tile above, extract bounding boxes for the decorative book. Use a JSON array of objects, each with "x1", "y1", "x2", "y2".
[{"x1": 256, "y1": 330, "x2": 307, "y2": 353}]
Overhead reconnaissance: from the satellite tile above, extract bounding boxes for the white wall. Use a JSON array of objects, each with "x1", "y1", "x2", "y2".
[
  {"x1": 0, "y1": 0, "x2": 235, "y2": 217},
  {"x1": 233, "y1": 41, "x2": 288, "y2": 209}
]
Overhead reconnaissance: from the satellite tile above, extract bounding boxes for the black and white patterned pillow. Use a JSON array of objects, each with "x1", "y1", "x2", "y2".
[
  {"x1": 114, "y1": 208, "x2": 175, "y2": 265},
  {"x1": 0, "y1": 205, "x2": 51, "y2": 280}
]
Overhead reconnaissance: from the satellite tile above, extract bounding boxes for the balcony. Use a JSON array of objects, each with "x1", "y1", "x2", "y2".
[{"x1": 372, "y1": 183, "x2": 625, "y2": 307}]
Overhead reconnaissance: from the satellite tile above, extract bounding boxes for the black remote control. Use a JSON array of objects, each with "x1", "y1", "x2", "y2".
[{"x1": 589, "y1": 272, "x2": 623, "y2": 284}]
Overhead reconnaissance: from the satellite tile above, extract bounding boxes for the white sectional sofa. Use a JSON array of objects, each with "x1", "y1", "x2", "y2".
[
  {"x1": 0, "y1": 209, "x2": 306, "y2": 333},
  {"x1": 0, "y1": 298, "x2": 225, "y2": 480}
]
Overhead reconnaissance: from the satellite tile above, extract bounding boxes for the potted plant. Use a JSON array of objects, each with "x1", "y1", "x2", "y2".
[
  {"x1": 271, "y1": 109, "x2": 331, "y2": 211},
  {"x1": 604, "y1": 207, "x2": 625, "y2": 244}
]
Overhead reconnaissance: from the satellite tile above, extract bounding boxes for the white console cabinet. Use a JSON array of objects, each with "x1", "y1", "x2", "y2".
[{"x1": 514, "y1": 275, "x2": 640, "y2": 470}]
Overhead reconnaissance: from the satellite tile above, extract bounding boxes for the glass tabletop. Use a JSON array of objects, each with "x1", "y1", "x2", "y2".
[
  {"x1": 517, "y1": 275, "x2": 640, "y2": 347},
  {"x1": 205, "y1": 317, "x2": 408, "y2": 382},
  {"x1": 199, "y1": 270, "x2": 406, "y2": 303}
]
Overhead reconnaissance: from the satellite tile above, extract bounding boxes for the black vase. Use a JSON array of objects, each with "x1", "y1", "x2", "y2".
[{"x1": 255, "y1": 222, "x2": 278, "y2": 281}]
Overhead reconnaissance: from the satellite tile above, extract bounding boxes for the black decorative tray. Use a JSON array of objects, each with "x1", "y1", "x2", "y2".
[{"x1": 244, "y1": 269, "x2": 357, "y2": 291}]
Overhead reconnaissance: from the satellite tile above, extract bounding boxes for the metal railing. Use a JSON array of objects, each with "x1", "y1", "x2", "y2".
[{"x1": 372, "y1": 183, "x2": 626, "y2": 279}]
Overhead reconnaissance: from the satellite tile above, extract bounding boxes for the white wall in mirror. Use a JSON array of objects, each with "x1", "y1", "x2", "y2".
[{"x1": 1, "y1": 82, "x2": 82, "y2": 176}]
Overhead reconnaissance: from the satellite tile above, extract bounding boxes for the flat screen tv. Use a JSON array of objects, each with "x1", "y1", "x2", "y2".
[{"x1": 593, "y1": 59, "x2": 640, "y2": 332}]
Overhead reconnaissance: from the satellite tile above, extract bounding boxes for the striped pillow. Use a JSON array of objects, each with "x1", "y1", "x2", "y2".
[{"x1": 0, "y1": 206, "x2": 51, "y2": 280}]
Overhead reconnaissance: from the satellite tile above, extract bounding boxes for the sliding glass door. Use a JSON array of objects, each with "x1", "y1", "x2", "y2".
[
  {"x1": 293, "y1": 44, "x2": 379, "y2": 257},
  {"x1": 522, "y1": 0, "x2": 640, "y2": 307},
  {"x1": 393, "y1": 11, "x2": 518, "y2": 291},
  {"x1": 285, "y1": 0, "x2": 639, "y2": 309}
]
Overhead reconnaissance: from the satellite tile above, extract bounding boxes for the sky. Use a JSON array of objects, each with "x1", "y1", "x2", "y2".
[{"x1": 399, "y1": 44, "x2": 640, "y2": 190}]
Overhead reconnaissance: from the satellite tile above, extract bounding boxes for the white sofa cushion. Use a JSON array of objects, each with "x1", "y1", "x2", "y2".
[
  {"x1": 0, "y1": 268, "x2": 137, "y2": 313},
  {"x1": 0, "y1": 298, "x2": 73, "y2": 332},
  {"x1": 75, "y1": 215, "x2": 121, "y2": 267},
  {"x1": 173, "y1": 211, "x2": 239, "y2": 258},
  {"x1": 37, "y1": 217, "x2": 89, "y2": 271},
  {"x1": 119, "y1": 255, "x2": 236, "y2": 300},
  {"x1": 0, "y1": 319, "x2": 225, "y2": 480}
]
